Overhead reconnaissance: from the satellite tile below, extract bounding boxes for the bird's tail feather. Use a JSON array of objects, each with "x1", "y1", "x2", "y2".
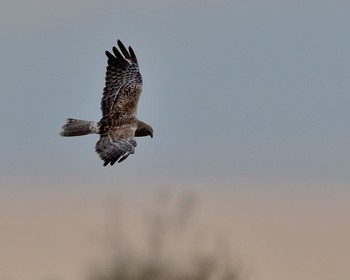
[{"x1": 60, "y1": 118, "x2": 99, "y2": 137}]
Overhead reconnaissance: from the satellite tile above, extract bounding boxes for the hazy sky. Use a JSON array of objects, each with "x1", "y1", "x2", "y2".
[{"x1": 1, "y1": 0, "x2": 349, "y2": 190}]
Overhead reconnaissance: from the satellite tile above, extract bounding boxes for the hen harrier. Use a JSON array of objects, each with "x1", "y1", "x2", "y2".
[{"x1": 60, "y1": 40, "x2": 153, "y2": 166}]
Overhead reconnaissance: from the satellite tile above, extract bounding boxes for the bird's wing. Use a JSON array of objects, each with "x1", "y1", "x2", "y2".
[
  {"x1": 96, "y1": 129, "x2": 137, "y2": 166},
  {"x1": 100, "y1": 40, "x2": 143, "y2": 121}
]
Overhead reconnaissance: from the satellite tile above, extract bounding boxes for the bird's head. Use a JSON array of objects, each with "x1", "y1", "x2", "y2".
[{"x1": 135, "y1": 122, "x2": 153, "y2": 138}]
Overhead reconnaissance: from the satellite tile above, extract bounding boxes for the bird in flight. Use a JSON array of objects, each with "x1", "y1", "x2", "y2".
[{"x1": 60, "y1": 40, "x2": 153, "y2": 166}]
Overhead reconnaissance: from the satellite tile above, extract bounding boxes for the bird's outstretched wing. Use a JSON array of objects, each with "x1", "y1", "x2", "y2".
[
  {"x1": 96, "y1": 40, "x2": 143, "y2": 166},
  {"x1": 100, "y1": 39, "x2": 143, "y2": 120}
]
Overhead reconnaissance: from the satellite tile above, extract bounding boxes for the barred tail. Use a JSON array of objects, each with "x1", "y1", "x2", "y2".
[{"x1": 60, "y1": 118, "x2": 100, "y2": 137}]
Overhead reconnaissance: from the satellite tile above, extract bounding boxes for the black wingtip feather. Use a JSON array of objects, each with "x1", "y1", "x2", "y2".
[
  {"x1": 112, "y1": 46, "x2": 124, "y2": 60},
  {"x1": 103, "y1": 155, "x2": 123, "y2": 166},
  {"x1": 117, "y1": 40, "x2": 131, "y2": 60},
  {"x1": 118, "y1": 154, "x2": 130, "y2": 163},
  {"x1": 105, "y1": 51, "x2": 113, "y2": 59},
  {"x1": 105, "y1": 51, "x2": 118, "y2": 65},
  {"x1": 105, "y1": 40, "x2": 138, "y2": 66},
  {"x1": 128, "y1": 46, "x2": 138, "y2": 64}
]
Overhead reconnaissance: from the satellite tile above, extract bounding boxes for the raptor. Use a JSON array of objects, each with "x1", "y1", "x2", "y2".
[{"x1": 60, "y1": 40, "x2": 153, "y2": 166}]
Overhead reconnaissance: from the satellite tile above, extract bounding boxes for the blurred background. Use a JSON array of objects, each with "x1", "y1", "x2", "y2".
[{"x1": 1, "y1": 0, "x2": 350, "y2": 279}]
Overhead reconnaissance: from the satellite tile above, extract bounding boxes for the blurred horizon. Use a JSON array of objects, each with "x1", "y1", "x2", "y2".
[{"x1": 1, "y1": 186, "x2": 350, "y2": 280}]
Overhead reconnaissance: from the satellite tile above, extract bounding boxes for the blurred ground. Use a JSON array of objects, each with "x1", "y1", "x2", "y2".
[{"x1": 1, "y1": 184, "x2": 349, "y2": 280}]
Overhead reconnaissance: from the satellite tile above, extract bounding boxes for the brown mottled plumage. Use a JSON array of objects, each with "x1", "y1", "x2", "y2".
[{"x1": 60, "y1": 40, "x2": 153, "y2": 166}]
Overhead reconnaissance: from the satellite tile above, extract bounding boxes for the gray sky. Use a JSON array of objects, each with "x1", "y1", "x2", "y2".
[{"x1": 1, "y1": 0, "x2": 349, "y2": 190}]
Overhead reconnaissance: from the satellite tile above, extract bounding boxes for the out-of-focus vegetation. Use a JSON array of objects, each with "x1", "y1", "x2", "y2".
[{"x1": 89, "y1": 192, "x2": 244, "y2": 280}]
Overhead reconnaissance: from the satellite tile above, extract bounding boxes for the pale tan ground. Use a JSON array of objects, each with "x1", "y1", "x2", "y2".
[{"x1": 1, "y1": 182, "x2": 349, "y2": 280}]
